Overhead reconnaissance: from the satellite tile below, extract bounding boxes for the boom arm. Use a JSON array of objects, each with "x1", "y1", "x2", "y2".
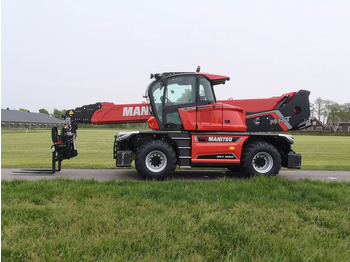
[
  {"x1": 64, "y1": 90, "x2": 311, "y2": 132},
  {"x1": 64, "y1": 102, "x2": 150, "y2": 124}
]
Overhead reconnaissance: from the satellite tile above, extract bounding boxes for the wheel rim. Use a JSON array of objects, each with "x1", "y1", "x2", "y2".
[
  {"x1": 252, "y1": 152, "x2": 273, "y2": 173},
  {"x1": 145, "y1": 150, "x2": 167, "y2": 173}
]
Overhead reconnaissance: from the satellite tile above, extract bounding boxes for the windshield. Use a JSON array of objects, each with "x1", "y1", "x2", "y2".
[{"x1": 150, "y1": 81, "x2": 163, "y2": 121}]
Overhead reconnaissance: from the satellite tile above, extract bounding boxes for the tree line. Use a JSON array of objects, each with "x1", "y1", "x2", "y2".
[
  {"x1": 18, "y1": 108, "x2": 66, "y2": 119},
  {"x1": 35, "y1": 108, "x2": 66, "y2": 119},
  {"x1": 311, "y1": 98, "x2": 350, "y2": 130}
]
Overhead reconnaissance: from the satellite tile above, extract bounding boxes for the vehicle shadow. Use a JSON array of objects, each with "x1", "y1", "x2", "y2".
[{"x1": 171, "y1": 169, "x2": 248, "y2": 180}]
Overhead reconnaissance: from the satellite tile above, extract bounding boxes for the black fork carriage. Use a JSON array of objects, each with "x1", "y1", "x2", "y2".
[{"x1": 51, "y1": 117, "x2": 78, "y2": 173}]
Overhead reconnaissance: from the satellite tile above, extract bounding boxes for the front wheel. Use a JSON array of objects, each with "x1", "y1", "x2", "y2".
[
  {"x1": 241, "y1": 141, "x2": 281, "y2": 177},
  {"x1": 135, "y1": 140, "x2": 177, "y2": 179}
]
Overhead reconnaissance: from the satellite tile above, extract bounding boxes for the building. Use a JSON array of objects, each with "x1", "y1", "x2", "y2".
[
  {"x1": 1, "y1": 109, "x2": 65, "y2": 129},
  {"x1": 339, "y1": 122, "x2": 350, "y2": 132},
  {"x1": 326, "y1": 122, "x2": 350, "y2": 132},
  {"x1": 306, "y1": 118, "x2": 350, "y2": 132},
  {"x1": 308, "y1": 118, "x2": 325, "y2": 131}
]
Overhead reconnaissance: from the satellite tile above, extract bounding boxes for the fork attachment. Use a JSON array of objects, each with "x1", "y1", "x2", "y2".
[{"x1": 51, "y1": 117, "x2": 78, "y2": 173}]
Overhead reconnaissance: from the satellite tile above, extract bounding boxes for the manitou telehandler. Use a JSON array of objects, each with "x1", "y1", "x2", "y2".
[{"x1": 51, "y1": 68, "x2": 311, "y2": 179}]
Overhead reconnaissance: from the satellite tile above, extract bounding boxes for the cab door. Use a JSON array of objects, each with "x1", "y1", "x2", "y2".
[
  {"x1": 196, "y1": 76, "x2": 223, "y2": 131},
  {"x1": 162, "y1": 75, "x2": 197, "y2": 130}
]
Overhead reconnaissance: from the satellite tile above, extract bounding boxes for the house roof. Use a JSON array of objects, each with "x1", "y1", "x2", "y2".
[{"x1": 1, "y1": 109, "x2": 65, "y2": 124}]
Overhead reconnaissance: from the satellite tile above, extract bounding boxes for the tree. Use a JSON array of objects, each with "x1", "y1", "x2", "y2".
[
  {"x1": 327, "y1": 102, "x2": 342, "y2": 133},
  {"x1": 176, "y1": 89, "x2": 192, "y2": 103},
  {"x1": 313, "y1": 98, "x2": 332, "y2": 124},
  {"x1": 326, "y1": 102, "x2": 350, "y2": 133},
  {"x1": 19, "y1": 108, "x2": 29, "y2": 112},
  {"x1": 39, "y1": 108, "x2": 50, "y2": 115},
  {"x1": 312, "y1": 98, "x2": 324, "y2": 122},
  {"x1": 51, "y1": 109, "x2": 66, "y2": 119},
  {"x1": 343, "y1": 103, "x2": 350, "y2": 122},
  {"x1": 310, "y1": 102, "x2": 315, "y2": 119}
]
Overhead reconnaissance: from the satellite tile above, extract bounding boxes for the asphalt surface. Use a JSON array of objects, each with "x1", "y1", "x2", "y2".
[{"x1": 1, "y1": 168, "x2": 350, "y2": 182}]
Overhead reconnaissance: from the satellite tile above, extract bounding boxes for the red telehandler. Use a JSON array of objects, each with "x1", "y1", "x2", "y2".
[{"x1": 51, "y1": 68, "x2": 311, "y2": 179}]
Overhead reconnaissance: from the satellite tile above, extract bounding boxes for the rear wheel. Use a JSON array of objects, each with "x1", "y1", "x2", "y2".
[
  {"x1": 135, "y1": 140, "x2": 177, "y2": 179},
  {"x1": 241, "y1": 141, "x2": 281, "y2": 177}
]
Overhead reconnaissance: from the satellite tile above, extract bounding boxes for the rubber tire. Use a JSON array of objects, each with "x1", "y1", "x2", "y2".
[
  {"x1": 135, "y1": 140, "x2": 177, "y2": 180},
  {"x1": 241, "y1": 141, "x2": 281, "y2": 177}
]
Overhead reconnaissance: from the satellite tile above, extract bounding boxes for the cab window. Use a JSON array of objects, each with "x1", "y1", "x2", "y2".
[
  {"x1": 150, "y1": 81, "x2": 163, "y2": 121},
  {"x1": 165, "y1": 76, "x2": 196, "y2": 105},
  {"x1": 162, "y1": 76, "x2": 196, "y2": 129},
  {"x1": 198, "y1": 77, "x2": 215, "y2": 104}
]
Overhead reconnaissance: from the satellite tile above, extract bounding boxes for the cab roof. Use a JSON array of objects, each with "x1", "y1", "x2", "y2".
[
  {"x1": 197, "y1": 72, "x2": 230, "y2": 85},
  {"x1": 150, "y1": 72, "x2": 230, "y2": 85}
]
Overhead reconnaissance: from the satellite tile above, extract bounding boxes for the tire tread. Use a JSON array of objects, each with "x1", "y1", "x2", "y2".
[
  {"x1": 241, "y1": 141, "x2": 281, "y2": 177},
  {"x1": 135, "y1": 140, "x2": 177, "y2": 179}
]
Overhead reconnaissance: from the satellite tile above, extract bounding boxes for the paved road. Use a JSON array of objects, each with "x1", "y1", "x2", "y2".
[{"x1": 2, "y1": 168, "x2": 350, "y2": 182}]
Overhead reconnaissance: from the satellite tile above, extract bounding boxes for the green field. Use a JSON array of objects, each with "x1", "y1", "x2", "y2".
[
  {"x1": 2, "y1": 178, "x2": 350, "y2": 261},
  {"x1": 293, "y1": 135, "x2": 350, "y2": 171},
  {"x1": 2, "y1": 129, "x2": 350, "y2": 170},
  {"x1": 1, "y1": 129, "x2": 118, "y2": 169},
  {"x1": 2, "y1": 130, "x2": 350, "y2": 261}
]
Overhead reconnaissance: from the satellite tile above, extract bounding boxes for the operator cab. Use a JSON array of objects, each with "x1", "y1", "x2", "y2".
[
  {"x1": 148, "y1": 73, "x2": 215, "y2": 130},
  {"x1": 146, "y1": 72, "x2": 246, "y2": 132}
]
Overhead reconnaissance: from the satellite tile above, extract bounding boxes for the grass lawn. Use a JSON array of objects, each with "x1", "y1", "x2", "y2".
[
  {"x1": 293, "y1": 135, "x2": 350, "y2": 170},
  {"x1": 1, "y1": 129, "x2": 118, "y2": 169},
  {"x1": 2, "y1": 177, "x2": 350, "y2": 261},
  {"x1": 2, "y1": 129, "x2": 350, "y2": 170}
]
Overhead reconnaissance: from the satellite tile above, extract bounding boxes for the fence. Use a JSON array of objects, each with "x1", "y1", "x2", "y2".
[{"x1": 1, "y1": 122, "x2": 64, "y2": 130}]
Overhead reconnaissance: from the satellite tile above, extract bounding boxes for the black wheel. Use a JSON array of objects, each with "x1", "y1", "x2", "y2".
[
  {"x1": 241, "y1": 141, "x2": 281, "y2": 177},
  {"x1": 135, "y1": 140, "x2": 177, "y2": 179}
]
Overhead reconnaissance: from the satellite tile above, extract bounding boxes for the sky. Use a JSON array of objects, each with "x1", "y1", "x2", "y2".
[{"x1": 2, "y1": 0, "x2": 350, "y2": 113}]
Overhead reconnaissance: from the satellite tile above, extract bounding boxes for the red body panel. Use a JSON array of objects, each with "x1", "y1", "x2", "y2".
[
  {"x1": 222, "y1": 104, "x2": 247, "y2": 131},
  {"x1": 219, "y1": 92, "x2": 296, "y2": 112},
  {"x1": 178, "y1": 103, "x2": 247, "y2": 132},
  {"x1": 178, "y1": 107, "x2": 197, "y2": 130},
  {"x1": 147, "y1": 116, "x2": 159, "y2": 130},
  {"x1": 196, "y1": 103, "x2": 224, "y2": 131},
  {"x1": 191, "y1": 134, "x2": 249, "y2": 163}
]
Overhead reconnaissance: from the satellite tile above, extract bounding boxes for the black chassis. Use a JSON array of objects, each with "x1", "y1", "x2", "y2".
[{"x1": 114, "y1": 131, "x2": 301, "y2": 169}]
